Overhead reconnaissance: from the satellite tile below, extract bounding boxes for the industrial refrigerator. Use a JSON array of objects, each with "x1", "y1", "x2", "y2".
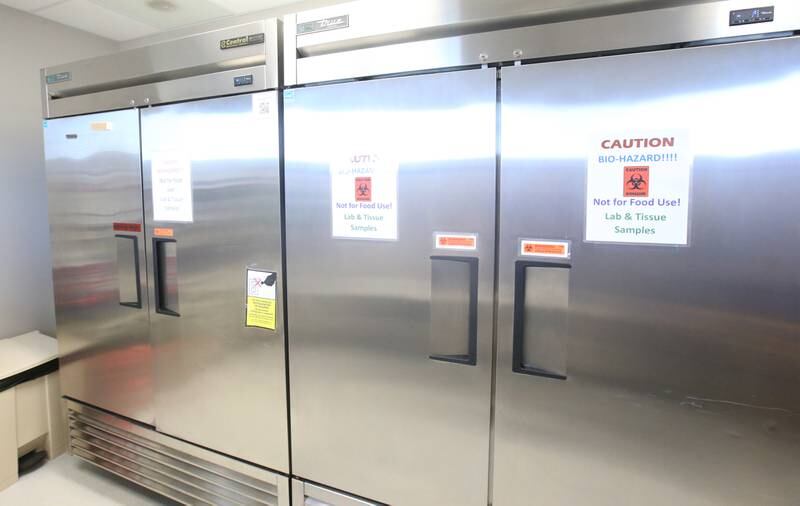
[
  {"x1": 284, "y1": 69, "x2": 497, "y2": 505},
  {"x1": 42, "y1": 20, "x2": 291, "y2": 504},
  {"x1": 37, "y1": 1, "x2": 800, "y2": 505},
  {"x1": 494, "y1": 32, "x2": 800, "y2": 506},
  {"x1": 283, "y1": 1, "x2": 799, "y2": 505}
]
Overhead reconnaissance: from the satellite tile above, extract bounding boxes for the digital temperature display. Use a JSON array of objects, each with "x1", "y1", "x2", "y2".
[{"x1": 730, "y1": 6, "x2": 775, "y2": 26}]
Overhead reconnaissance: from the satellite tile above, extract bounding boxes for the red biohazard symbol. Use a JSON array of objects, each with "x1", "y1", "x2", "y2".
[
  {"x1": 623, "y1": 166, "x2": 649, "y2": 197},
  {"x1": 355, "y1": 176, "x2": 372, "y2": 201}
]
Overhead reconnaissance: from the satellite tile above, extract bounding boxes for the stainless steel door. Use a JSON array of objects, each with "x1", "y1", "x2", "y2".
[
  {"x1": 45, "y1": 110, "x2": 154, "y2": 424},
  {"x1": 285, "y1": 69, "x2": 496, "y2": 505},
  {"x1": 141, "y1": 91, "x2": 289, "y2": 472},
  {"x1": 494, "y1": 38, "x2": 800, "y2": 505}
]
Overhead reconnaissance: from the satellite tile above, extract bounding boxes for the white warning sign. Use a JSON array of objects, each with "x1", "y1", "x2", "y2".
[
  {"x1": 246, "y1": 269, "x2": 276, "y2": 330},
  {"x1": 331, "y1": 152, "x2": 398, "y2": 240},
  {"x1": 251, "y1": 92, "x2": 274, "y2": 117},
  {"x1": 151, "y1": 153, "x2": 193, "y2": 223},
  {"x1": 585, "y1": 131, "x2": 692, "y2": 245}
]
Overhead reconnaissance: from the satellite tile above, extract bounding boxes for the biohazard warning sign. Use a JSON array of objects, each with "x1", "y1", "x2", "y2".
[
  {"x1": 113, "y1": 222, "x2": 142, "y2": 233},
  {"x1": 520, "y1": 239, "x2": 570, "y2": 259},
  {"x1": 355, "y1": 177, "x2": 372, "y2": 201},
  {"x1": 623, "y1": 166, "x2": 649, "y2": 197},
  {"x1": 331, "y1": 152, "x2": 398, "y2": 240},
  {"x1": 434, "y1": 233, "x2": 477, "y2": 251},
  {"x1": 586, "y1": 131, "x2": 692, "y2": 246}
]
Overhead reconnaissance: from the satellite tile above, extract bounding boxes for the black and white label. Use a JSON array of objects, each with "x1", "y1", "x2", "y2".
[
  {"x1": 219, "y1": 33, "x2": 265, "y2": 50},
  {"x1": 297, "y1": 15, "x2": 349, "y2": 35},
  {"x1": 234, "y1": 74, "x2": 254, "y2": 87},
  {"x1": 730, "y1": 6, "x2": 774, "y2": 26}
]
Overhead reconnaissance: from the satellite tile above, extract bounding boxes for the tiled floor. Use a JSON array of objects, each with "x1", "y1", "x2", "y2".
[{"x1": 1, "y1": 454, "x2": 177, "y2": 505}]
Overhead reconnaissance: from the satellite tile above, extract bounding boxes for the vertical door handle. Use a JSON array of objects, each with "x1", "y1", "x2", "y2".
[
  {"x1": 115, "y1": 235, "x2": 142, "y2": 308},
  {"x1": 429, "y1": 256, "x2": 479, "y2": 365},
  {"x1": 512, "y1": 261, "x2": 570, "y2": 380},
  {"x1": 153, "y1": 238, "x2": 180, "y2": 316}
]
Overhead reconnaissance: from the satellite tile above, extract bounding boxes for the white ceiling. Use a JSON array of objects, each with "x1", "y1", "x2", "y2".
[{"x1": 0, "y1": 0, "x2": 300, "y2": 41}]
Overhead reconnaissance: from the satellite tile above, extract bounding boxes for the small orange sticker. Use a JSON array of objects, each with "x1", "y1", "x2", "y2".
[
  {"x1": 113, "y1": 222, "x2": 142, "y2": 233},
  {"x1": 520, "y1": 240, "x2": 570, "y2": 259},
  {"x1": 153, "y1": 228, "x2": 174, "y2": 238},
  {"x1": 90, "y1": 122, "x2": 113, "y2": 131},
  {"x1": 435, "y1": 233, "x2": 477, "y2": 250}
]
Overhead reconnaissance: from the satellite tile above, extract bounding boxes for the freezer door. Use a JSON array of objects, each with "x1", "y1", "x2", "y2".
[
  {"x1": 141, "y1": 91, "x2": 289, "y2": 472},
  {"x1": 285, "y1": 68, "x2": 496, "y2": 505},
  {"x1": 44, "y1": 110, "x2": 153, "y2": 424},
  {"x1": 494, "y1": 38, "x2": 800, "y2": 505}
]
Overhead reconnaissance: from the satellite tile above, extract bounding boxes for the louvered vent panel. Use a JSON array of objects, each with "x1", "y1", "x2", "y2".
[{"x1": 67, "y1": 406, "x2": 281, "y2": 506}]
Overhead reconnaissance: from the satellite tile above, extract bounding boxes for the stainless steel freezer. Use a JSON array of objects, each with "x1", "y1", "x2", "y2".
[
  {"x1": 141, "y1": 90, "x2": 289, "y2": 471},
  {"x1": 494, "y1": 36, "x2": 800, "y2": 506},
  {"x1": 42, "y1": 19, "x2": 291, "y2": 504},
  {"x1": 44, "y1": 109, "x2": 153, "y2": 424},
  {"x1": 284, "y1": 69, "x2": 497, "y2": 505},
  {"x1": 284, "y1": 1, "x2": 800, "y2": 504}
]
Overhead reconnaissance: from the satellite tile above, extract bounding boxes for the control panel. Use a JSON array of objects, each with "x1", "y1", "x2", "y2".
[{"x1": 729, "y1": 6, "x2": 775, "y2": 26}]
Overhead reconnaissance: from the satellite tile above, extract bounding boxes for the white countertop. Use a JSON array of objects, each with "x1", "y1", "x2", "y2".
[{"x1": 0, "y1": 331, "x2": 58, "y2": 381}]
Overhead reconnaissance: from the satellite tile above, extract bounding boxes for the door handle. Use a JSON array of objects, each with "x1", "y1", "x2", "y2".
[
  {"x1": 512, "y1": 261, "x2": 570, "y2": 380},
  {"x1": 153, "y1": 238, "x2": 179, "y2": 316},
  {"x1": 429, "y1": 256, "x2": 479, "y2": 365},
  {"x1": 115, "y1": 235, "x2": 142, "y2": 309}
]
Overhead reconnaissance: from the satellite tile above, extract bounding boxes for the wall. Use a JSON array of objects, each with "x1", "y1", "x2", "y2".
[{"x1": 0, "y1": 5, "x2": 118, "y2": 339}]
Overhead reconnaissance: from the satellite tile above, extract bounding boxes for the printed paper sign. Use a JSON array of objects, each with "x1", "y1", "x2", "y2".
[
  {"x1": 520, "y1": 239, "x2": 570, "y2": 259},
  {"x1": 331, "y1": 153, "x2": 398, "y2": 240},
  {"x1": 246, "y1": 269, "x2": 276, "y2": 330},
  {"x1": 435, "y1": 233, "x2": 477, "y2": 251},
  {"x1": 586, "y1": 132, "x2": 691, "y2": 245},
  {"x1": 252, "y1": 92, "x2": 274, "y2": 117},
  {"x1": 152, "y1": 154, "x2": 193, "y2": 223}
]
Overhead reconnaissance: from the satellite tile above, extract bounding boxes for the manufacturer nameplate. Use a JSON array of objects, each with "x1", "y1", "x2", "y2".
[
  {"x1": 45, "y1": 72, "x2": 71, "y2": 84},
  {"x1": 297, "y1": 15, "x2": 349, "y2": 35},
  {"x1": 219, "y1": 33, "x2": 265, "y2": 50}
]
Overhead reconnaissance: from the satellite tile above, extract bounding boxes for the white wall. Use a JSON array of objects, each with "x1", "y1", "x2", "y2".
[{"x1": 0, "y1": 5, "x2": 118, "y2": 339}]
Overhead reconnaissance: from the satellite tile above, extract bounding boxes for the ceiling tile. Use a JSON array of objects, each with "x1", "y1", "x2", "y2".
[
  {"x1": 207, "y1": 0, "x2": 298, "y2": 15},
  {"x1": 0, "y1": 0, "x2": 64, "y2": 11},
  {"x1": 91, "y1": 0, "x2": 233, "y2": 30},
  {"x1": 36, "y1": 0, "x2": 159, "y2": 40}
]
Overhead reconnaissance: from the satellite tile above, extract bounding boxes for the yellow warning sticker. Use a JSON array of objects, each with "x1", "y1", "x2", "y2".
[
  {"x1": 246, "y1": 296, "x2": 275, "y2": 330},
  {"x1": 246, "y1": 269, "x2": 276, "y2": 330}
]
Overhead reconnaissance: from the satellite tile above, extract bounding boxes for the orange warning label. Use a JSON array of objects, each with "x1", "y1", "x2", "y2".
[
  {"x1": 355, "y1": 176, "x2": 372, "y2": 202},
  {"x1": 520, "y1": 240, "x2": 570, "y2": 259},
  {"x1": 435, "y1": 233, "x2": 477, "y2": 250},
  {"x1": 90, "y1": 122, "x2": 113, "y2": 131},
  {"x1": 623, "y1": 166, "x2": 649, "y2": 197},
  {"x1": 153, "y1": 227, "x2": 174, "y2": 238},
  {"x1": 113, "y1": 222, "x2": 141, "y2": 233}
]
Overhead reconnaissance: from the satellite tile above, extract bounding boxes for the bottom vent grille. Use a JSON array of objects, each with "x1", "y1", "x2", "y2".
[{"x1": 67, "y1": 401, "x2": 287, "y2": 505}]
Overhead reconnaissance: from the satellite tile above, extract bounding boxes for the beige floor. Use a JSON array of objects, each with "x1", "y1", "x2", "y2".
[{"x1": 0, "y1": 454, "x2": 177, "y2": 505}]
